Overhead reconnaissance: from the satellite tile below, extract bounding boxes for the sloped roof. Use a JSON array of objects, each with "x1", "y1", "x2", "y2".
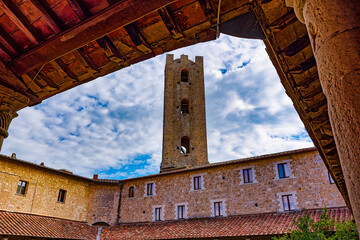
[
  {"x1": 0, "y1": 210, "x2": 97, "y2": 239},
  {"x1": 0, "y1": 207, "x2": 351, "y2": 239},
  {"x1": 101, "y1": 207, "x2": 352, "y2": 240}
]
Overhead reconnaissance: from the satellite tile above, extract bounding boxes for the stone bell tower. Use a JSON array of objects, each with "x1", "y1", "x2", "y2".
[{"x1": 160, "y1": 54, "x2": 209, "y2": 172}]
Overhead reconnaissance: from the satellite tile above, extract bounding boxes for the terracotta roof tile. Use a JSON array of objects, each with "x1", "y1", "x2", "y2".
[
  {"x1": 101, "y1": 207, "x2": 351, "y2": 240},
  {"x1": 0, "y1": 211, "x2": 97, "y2": 239}
]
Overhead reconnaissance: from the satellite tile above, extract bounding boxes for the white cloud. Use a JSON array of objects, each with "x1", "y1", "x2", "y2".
[{"x1": 2, "y1": 34, "x2": 313, "y2": 179}]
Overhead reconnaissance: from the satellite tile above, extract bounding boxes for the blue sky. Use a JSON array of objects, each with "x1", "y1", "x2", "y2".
[{"x1": 2, "y1": 35, "x2": 313, "y2": 179}]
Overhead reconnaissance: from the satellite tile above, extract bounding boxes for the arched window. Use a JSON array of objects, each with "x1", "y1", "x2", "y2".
[
  {"x1": 181, "y1": 69, "x2": 189, "y2": 82},
  {"x1": 128, "y1": 186, "x2": 134, "y2": 198},
  {"x1": 180, "y1": 137, "x2": 190, "y2": 154},
  {"x1": 181, "y1": 99, "x2": 189, "y2": 114}
]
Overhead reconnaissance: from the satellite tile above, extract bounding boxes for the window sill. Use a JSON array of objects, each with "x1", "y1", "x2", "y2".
[{"x1": 15, "y1": 193, "x2": 26, "y2": 197}]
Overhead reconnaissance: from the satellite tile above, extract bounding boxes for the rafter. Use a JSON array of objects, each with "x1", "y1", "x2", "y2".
[
  {"x1": 0, "y1": 24, "x2": 22, "y2": 54},
  {"x1": 76, "y1": 49, "x2": 99, "y2": 72},
  {"x1": 96, "y1": 36, "x2": 123, "y2": 63},
  {"x1": 55, "y1": 58, "x2": 78, "y2": 80},
  {"x1": 8, "y1": 0, "x2": 176, "y2": 75},
  {"x1": 158, "y1": 6, "x2": 183, "y2": 40},
  {"x1": 29, "y1": 0, "x2": 63, "y2": 33},
  {"x1": 0, "y1": 0, "x2": 42, "y2": 43},
  {"x1": 124, "y1": 22, "x2": 152, "y2": 54},
  {"x1": 65, "y1": 0, "x2": 89, "y2": 20}
]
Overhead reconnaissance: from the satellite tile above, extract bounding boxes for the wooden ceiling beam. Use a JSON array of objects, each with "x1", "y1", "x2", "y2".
[
  {"x1": 76, "y1": 49, "x2": 99, "y2": 72},
  {"x1": 0, "y1": 24, "x2": 22, "y2": 54},
  {"x1": 65, "y1": 0, "x2": 89, "y2": 20},
  {"x1": 158, "y1": 6, "x2": 184, "y2": 40},
  {"x1": 29, "y1": 0, "x2": 63, "y2": 33},
  {"x1": 0, "y1": 60, "x2": 40, "y2": 105},
  {"x1": 0, "y1": 0, "x2": 42, "y2": 43},
  {"x1": 8, "y1": 0, "x2": 176, "y2": 76}
]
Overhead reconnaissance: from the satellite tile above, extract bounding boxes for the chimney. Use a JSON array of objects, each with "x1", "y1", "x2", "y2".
[{"x1": 93, "y1": 174, "x2": 98, "y2": 180}]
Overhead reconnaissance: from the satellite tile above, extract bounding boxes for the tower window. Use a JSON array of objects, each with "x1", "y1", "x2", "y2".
[
  {"x1": 181, "y1": 99, "x2": 189, "y2": 114},
  {"x1": 128, "y1": 186, "x2": 134, "y2": 198},
  {"x1": 181, "y1": 69, "x2": 189, "y2": 82},
  {"x1": 180, "y1": 137, "x2": 190, "y2": 154}
]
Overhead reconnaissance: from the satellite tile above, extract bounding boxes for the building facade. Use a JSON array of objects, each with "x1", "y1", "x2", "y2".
[{"x1": 0, "y1": 55, "x2": 350, "y2": 239}]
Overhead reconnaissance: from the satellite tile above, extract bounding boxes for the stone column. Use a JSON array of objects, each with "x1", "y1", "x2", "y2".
[
  {"x1": 0, "y1": 85, "x2": 29, "y2": 150},
  {"x1": 287, "y1": 0, "x2": 360, "y2": 230}
]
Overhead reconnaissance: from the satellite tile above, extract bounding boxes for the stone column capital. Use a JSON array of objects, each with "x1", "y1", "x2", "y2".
[
  {"x1": 0, "y1": 84, "x2": 29, "y2": 150},
  {"x1": 285, "y1": 0, "x2": 306, "y2": 23}
]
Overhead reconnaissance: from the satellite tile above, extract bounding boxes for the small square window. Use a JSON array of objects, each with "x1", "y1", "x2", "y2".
[
  {"x1": 155, "y1": 207, "x2": 162, "y2": 221},
  {"x1": 177, "y1": 205, "x2": 185, "y2": 219},
  {"x1": 16, "y1": 180, "x2": 28, "y2": 195},
  {"x1": 58, "y1": 189, "x2": 67, "y2": 203},
  {"x1": 147, "y1": 183, "x2": 154, "y2": 196},
  {"x1": 193, "y1": 176, "x2": 202, "y2": 190},
  {"x1": 278, "y1": 163, "x2": 290, "y2": 179},
  {"x1": 329, "y1": 172, "x2": 335, "y2": 184},
  {"x1": 214, "y1": 202, "x2": 223, "y2": 216},
  {"x1": 243, "y1": 168, "x2": 253, "y2": 183},
  {"x1": 282, "y1": 194, "x2": 294, "y2": 211}
]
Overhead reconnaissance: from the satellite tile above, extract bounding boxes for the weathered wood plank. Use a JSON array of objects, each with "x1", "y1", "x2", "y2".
[{"x1": 8, "y1": 0, "x2": 176, "y2": 75}]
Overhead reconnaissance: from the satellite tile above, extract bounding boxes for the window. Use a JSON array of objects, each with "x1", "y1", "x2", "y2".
[
  {"x1": 128, "y1": 186, "x2": 134, "y2": 198},
  {"x1": 147, "y1": 183, "x2": 154, "y2": 196},
  {"x1": 16, "y1": 180, "x2": 27, "y2": 195},
  {"x1": 155, "y1": 207, "x2": 162, "y2": 221},
  {"x1": 281, "y1": 194, "x2": 294, "y2": 211},
  {"x1": 181, "y1": 99, "x2": 189, "y2": 114},
  {"x1": 57, "y1": 189, "x2": 66, "y2": 203},
  {"x1": 214, "y1": 202, "x2": 223, "y2": 216},
  {"x1": 278, "y1": 163, "x2": 290, "y2": 179},
  {"x1": 329, "y1": 172, "x2": 335, "y2": 184},
  {"x1": 177, "y1": 205, "x2": 185, "y2": 219},
  {"x1": 243, "y1": 168, "x2": 253, "y2": 183},
  {"x1": 180, "y1": 137, "x2": 190, "y2": 154},
  {"x1": 193, "y1": 176, "x2": 202, "y2": 190},
  {"x1": 181, "y1": 69, "x2": 189, "y2": 82}
]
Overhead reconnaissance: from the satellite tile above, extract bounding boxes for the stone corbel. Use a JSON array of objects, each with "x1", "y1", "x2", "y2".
[{"x1": 285, "y1": 0, "x2": 306, "y2": 23}]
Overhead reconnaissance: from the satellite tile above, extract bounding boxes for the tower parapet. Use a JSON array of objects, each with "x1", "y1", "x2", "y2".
[{"x1": 161, "y1": 54, "x2": 209, "y2": 172}]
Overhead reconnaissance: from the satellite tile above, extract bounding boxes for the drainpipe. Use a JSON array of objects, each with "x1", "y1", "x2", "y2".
[{"x1": 116, "y1": 182, "x2": 123, "y2": 224}]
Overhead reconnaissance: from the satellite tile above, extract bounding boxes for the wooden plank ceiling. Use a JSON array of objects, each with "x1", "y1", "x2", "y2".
[{"x1": 0, "y1": 0, "x2": 350, "y2": 208}]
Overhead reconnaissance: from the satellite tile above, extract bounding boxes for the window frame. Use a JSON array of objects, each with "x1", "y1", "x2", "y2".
[
  {"x1": 239, "y1": 166, "x2": 257, "y2": 185},
  {"x1": 57, "y1": 189, "x2": 67, "y2": 203},
  {"x1": 277, "y1": 191, "x2": 298, "y2": 212},
  {"x1": 274, "y1": 160, "x2": 294, "y2": 180},
  {"x1": 181, "y1": 69, "x2": 189, "y2": 82},
  {"x1": 243, "y1": 168, "x2": 253, "y2": 183},
  {"x1": 210, "y1": 199, "x2": 227, "y2": 217},
  {"x1": 214, "y1": 202, "x2": 222, "y2": 217},
  {"x1": 128, "y1": 186, "x2": 135, "y2": 198},
  {"x1": 193, "y1": 176, "x2": 202, "y2": 190},
  {"x1": 16, "y1": 180, "x2": 28, "y2": 196},
  {"x1": 144, "y1": 182, "x2": 156, "y2": 197},
  {"x1": 181, "y1": 99, "x2": 189, "y2": 114},
  {"x1": 177, "y1": 205, "x2": 185, "y2": 219},
  {"x1": 281, "y1": 194, "x2": 293, "y2": 211},
  {"x1": 147, "y1": 183, "x2": 153, "y2": 196},
  {"x1": 152, "y1": 205, "x2": 164, "y2": 221},
  {"x1": 155, "y1": 207, "x2": 161, "y2": 221}
]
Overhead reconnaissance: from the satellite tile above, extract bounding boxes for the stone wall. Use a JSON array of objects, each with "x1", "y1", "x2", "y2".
[
  {"x1": 119, "y1": 149, "x2": 345, "y2": 223},
  {"x1": 0, "y1": 156, "x2": 119, "y2": 224}
]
